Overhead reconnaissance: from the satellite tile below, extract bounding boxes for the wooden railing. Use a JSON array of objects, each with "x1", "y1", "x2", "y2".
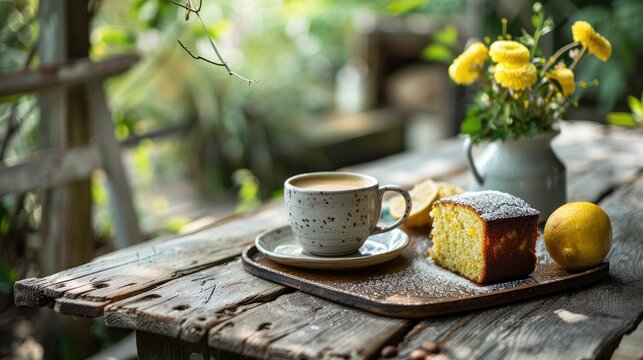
[{"x1": 0, "y1": 55, "x2": 143, "y2": 249}]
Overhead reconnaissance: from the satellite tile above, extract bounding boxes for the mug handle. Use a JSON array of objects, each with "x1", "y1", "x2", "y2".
[
  {"x1": 371, "y1": 185, "x2": 412, "y2": 236},
  {"x1": 464, "y1": 136, "x2": 485, "y2": 186}
]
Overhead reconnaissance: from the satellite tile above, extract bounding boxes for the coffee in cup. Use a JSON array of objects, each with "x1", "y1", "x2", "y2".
[{"x1": 285, "y1": 171, "x2": 412, "y2": 256}]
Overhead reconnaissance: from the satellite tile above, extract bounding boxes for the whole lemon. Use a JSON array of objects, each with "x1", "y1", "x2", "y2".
[{"x1": 544, "y1": 202, "x2": 612, "y2": 271}]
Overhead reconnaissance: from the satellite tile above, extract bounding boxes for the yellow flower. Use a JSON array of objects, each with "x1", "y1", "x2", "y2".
[
  {"x1": 494, "y1": 62, "x2": 537, "y2": 90},
  {"x1": 489, "y1": 41, "x2": 530, "y2": 64},
  {"x1": 571, "y1": 21, "x2": 611, "y2": 61},
  {"x1": 448, "y1": 42, "x2": 488, "y2": 85},
  {"x1": 552, "y1": 67, "x2": 575, "y2": 95}
]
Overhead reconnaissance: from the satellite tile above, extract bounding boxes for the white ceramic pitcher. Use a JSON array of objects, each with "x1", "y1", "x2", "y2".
[{"x1": 465, "y1": 130, "x2": 567, "y2": 222}]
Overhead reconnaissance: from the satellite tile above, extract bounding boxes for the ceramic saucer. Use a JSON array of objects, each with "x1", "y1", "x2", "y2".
[{"x1": 255, "y1": 225, "x2": 409, "y2": 270}]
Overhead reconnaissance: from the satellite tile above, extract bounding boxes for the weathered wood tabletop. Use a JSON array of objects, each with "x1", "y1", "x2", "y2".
[{"x1": 14, "y1": 121, "x2": 643, "y2": 359}]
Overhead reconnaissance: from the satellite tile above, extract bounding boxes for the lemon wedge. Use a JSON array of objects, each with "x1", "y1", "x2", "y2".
[
  {"x1": 389, "y1": 179, "x2": 439, "y2": 228},
  {"x1": 436, "y1": 182, "x2": 464, "y2": 199}
]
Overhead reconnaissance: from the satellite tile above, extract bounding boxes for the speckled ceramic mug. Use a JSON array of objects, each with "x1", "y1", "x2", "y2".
[{"x1": 285, "y1": 171, "x2": 412, "y2": 256}]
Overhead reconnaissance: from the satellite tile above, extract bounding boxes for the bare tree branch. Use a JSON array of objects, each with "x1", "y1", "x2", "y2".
[
  {"x1": 167, "y1": 0, "x2": 201, "y2": 13},
  {"x1": 178, "y1": 40, "x2": 225, "y2": 67},
  {"x1": 168, "y1": 0, "x2": 257, "y2": 85}
]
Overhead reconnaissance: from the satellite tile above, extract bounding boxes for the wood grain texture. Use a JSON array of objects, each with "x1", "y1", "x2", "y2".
[
  {"x1": 12, "y1": 122, "x2": 643, "y2": 359},
  {"x1": 14, "y1": 205, "x2": 286, "y2": 315},
  {"x1": 208, "y1": 291, "x2": 412, "y2": 359},
  {"x1": 0, "y1": 145, "x2": 101, "y2": 195},
  {"x1": 0, "y1": 54, "x2": 139, "y2": 97},
  {"x1": 104, "y1": 260, "x2": 291, "y2": 343},
  {"x1": 390, "y1": 174, "x2": 643, "y2": 360}
]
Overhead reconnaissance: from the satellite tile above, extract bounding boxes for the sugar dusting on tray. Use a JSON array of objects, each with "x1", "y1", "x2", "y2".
[{"x1": 339, "y1": 237, "x2": 540, "y2": 304}]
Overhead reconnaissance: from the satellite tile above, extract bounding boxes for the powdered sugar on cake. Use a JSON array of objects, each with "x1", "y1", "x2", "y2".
[{"x1": 435, "y1": 190, "x2": 539, "y2": 221}]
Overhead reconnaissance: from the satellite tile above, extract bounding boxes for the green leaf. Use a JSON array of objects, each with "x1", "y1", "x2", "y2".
[
  {"x1": 0, "y1": 94, "x2": 23, "y2": 104},
  {"x1": 165, "y1": 216, "x2": 191, "y2": 234},
  {"x1": 541, "y1": 18, "x2": 554, "y2": 35},
  {"x1": 627, "y1": 95, "x2": 642, "y2": 112},
  {"x1": 531, "y1": 15, "x2": 541, "y2": 28},
  {"x1": 607, "y1": 112, "x2": 636, "y2": 127},
  {"x1": 386, "y1": 0, "x2": 429, "y2": 15},
  {"x1": 433, "y1": 25, "x2": 458, "y2": 46},
  {"x1": 627, "y1": 95, "x2": 643, "y2": 121},
  {"x1": 92, "y1": 26, "x2": 133, "y2": 46},
  {"x1": 502, "y1": 103, "x2": 511, "y2": 120},
  {"x1": 519, "y1": 29, "x2": 535, "y2": 47},
  {"x1": 0, "y1": 260, "x2": 17, "y2": 285},
  {"x1": 422, "y1": 43, "x2": 453, "y2": 62},
  {"x1": 461, "y1": 117, "x2": 482, "y2": 134}
]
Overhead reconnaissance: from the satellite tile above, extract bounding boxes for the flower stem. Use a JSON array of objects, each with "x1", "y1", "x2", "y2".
[
  {"x1": 569, "y1": 46, "x2": 587, "y2": 71},
  {"x1": 541, "y1": 41, "x2": 580, "y2": 74},
  {"x1": 530, "y1": 13, "x2": 544, "y2": 57}
]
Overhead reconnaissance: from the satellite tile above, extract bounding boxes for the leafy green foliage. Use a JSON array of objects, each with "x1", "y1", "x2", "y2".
[
  {"x1": 627, "y1": 95, "x2": 643, "y2": 120},
  {"x1": 164, "y1": 216, "x2": 192, "y2": 233},
  {"x1": 570, "y1": 0, "x2": 643, "y2": 113},
  {"x1": 387, "y1": 0, "x2": 430, "y2": 15},
  {"x1": 607, "y1": 93, "x2": 643, "y2": 128},
  {"x1": 433, "y1": 24, "x2": 458, "y2": 46},
  {"x1": 422, "y1": 24, "x2": 458, "y2": 63},
  {"x1": 422, "y1": 43, "x2": 452, "y2": 62},
  {"x1": 0, "y1": 260, "x2": 18, "y2": 292},
  {"x1": 0, "y1": 1, "x2": 38, "y2": 292},
  {"x1": 607, "y1": 112, "x2": 636, "y2": 127},
  {"x1": 232, "y1": 169, "x2": 262, "y2": 213},
  {"x1": 460, "y1": 80, "x2": 557, "y2": 144}
]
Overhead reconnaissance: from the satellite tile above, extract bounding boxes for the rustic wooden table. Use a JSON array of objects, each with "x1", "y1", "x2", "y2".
[{"x1": 14, "y1": 121, "x2": 643, "y2": 359}]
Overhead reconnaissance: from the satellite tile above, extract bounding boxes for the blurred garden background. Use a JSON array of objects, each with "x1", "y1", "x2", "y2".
[{"x1": 1, "y1": 0, "x2": 641, "y2": 358}]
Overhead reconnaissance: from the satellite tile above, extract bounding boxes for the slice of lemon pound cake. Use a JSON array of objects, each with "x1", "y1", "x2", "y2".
[{"x1": 429, "y1": 190, "x2": 540, "y2": 284}]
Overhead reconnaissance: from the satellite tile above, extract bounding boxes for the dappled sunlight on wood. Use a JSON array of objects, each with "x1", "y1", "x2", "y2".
[{"x1": 554, "y1": 309, "x2": 589, "y2": 324}]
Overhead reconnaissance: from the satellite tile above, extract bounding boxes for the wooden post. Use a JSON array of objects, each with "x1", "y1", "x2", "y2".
[
  {"x1": 38, "y1": 0, "x2": 69, "y2": 278},
  {"x1": 39, "y1": 0, "x2": 94, "y2": 282},
  {"x1": 87, "y1": 80, "x2": 143, "y2": 248},
  {"x1": 38, "y1": 1, "x2": 96, "y2": 358}
]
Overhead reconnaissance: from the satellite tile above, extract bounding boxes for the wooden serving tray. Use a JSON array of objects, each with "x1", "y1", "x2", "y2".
[{"x1": 242, "y1": 228, "x2": 609, "y2": 318}]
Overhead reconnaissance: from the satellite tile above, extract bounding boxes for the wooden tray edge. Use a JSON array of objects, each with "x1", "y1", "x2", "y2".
[{"x1": 242, "y1": 245, "x2": 609, "y2": 318}]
